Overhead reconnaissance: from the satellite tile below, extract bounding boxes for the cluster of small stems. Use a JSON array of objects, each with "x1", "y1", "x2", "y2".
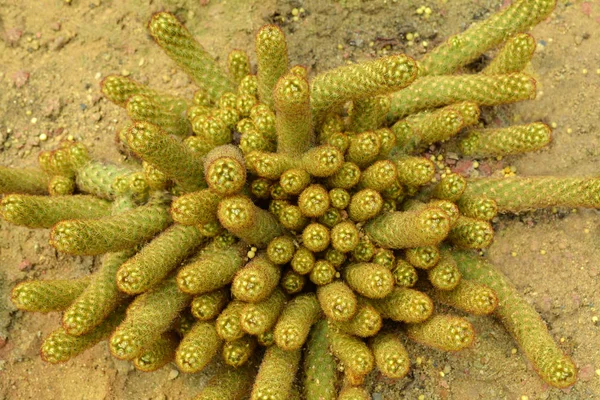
[{"x1": 1, "y1": 2, "x2": 584, "y2": 399}]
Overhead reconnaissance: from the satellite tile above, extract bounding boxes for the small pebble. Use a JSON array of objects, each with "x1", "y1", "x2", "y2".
[
  {"x1": 39, "y1": 133, "x2": 47, "y2": 141},
  {"x1": 168, "y1": 369, "x2": 179, "y2": 380}
]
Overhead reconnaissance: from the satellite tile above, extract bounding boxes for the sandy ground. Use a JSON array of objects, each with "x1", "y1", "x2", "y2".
[{"x1": 0, "y1": 0, "x2": 599, "y2": 399}]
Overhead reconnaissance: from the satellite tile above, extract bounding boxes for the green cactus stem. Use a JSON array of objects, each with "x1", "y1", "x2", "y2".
[
  {"x1": 126, "y1": 94, "x2": 189, "y2": 137},
  {"x1": 371, "y1": 332, "x2": 410, "y2": 379},
  {"x1": 406, "y1": 314, "x2": 475, "y2": 352},
  {"x1": 459, "y1": 122, "x2": 551, "y2": 157},
  {"x1": 463, "y1": 176, "x2": 600, "y2": 212},
  {"x1": 192, "y1": 364, "x2": 255, "y2": 400},
  {"x1": 389, "y1": 73, "x2": 536, "y2": 119},
  {"x1": 427, "y1": 250, "x2": 462, "y2": 291},
  {"x1": 448, "y1": 216, "x2": 494, "y2": 249},
  {"x1": 365, "y1": 207, "x2": 451, "y2": 249},
  {"x1": 228, "y1": 49, "x2": 251, "y2": 85},
  {"x1": 190, "y1": 288, "x2": 229, "y2": 321},
  {"x1": 170, "y1": 189, "x2": 221, "y2": 226},
  {"x1": 456, "y1": 195, "x2": 498, "y2": 221},
  {"x1": 218, "y1": 195, "x2": 284, "y2": 247},
  {"x1": 298, "y1": 184, "x2": 330, "y2": 218},
  {"x1": 232, "y1": 254, "x2": 280, "y2": 302},
  {"x1": 291, "y1": 247, "x2": 316, "y2": 275},
  {"x1": 274, "y1": 72, "x2": 312, "y2": 155},
  {"x1": 177, "y1": 243, "x2": 245, "y2": 295},
  {"x1": 333, "y1": 301, "x2": 382, "y2": 338},
  {"x1": 328, "y1": 328, "x2": 375, "y2": 386},
  {"x1": 431, "y1": 278, "x2": 498, "y2": 316},
  {"x1": 483, "y1": 33, "x2": 537, "y2": 75},
  {"x1": 1, "y1": 194, "x2": 111, "y2": 229},
  {"x1": 133, "y1": 331, "x2": 179, "y2": 372},
  {"x1": 418, "y1": 0, "x2": 555, "y2": 76},
  {"x1": 370, "y1": 287, "x2": 433, "y2": 323},
  {"x1": 62, "y1": 250, "x2": 133, "y2": 336},
  {"x1": 50, "y1": 199, "x2": 172, "y2": 256},
  {"x1": 394, "y1": 156, "x2": 436, "y2": 187},
  {"x1": 0, "y1": 167, "x2": 49, "y2": 195},
  {"x1": 349, "y1": 95, "x2": 390, "y2": 133},
  {"x1": 109, "y1": 279, "x2": 190, "y2": 360},
  {"x1": 452, "y1": 251, "x2": 577, "y2": 388},
  {"x1": 274, "y1": 293, "x2": 321, "y2": 350},
  {"x1": 11, "y1": 277, "x2": 90, "y2": 313},
  {"x1": 48, "y1": 175, "x2": 75, "y2": 196},
  {"x1": 176, "y1": 321, "x2": 222, "y2": 373},
  {"x1": 101, "y1": 74, "x2": 187, "y2": 111},
  {"x1": 391, "y1": 258, "x2": 419, "y2": 288},
  {"x1": 240, "y1": 288, "x2": 287, "y2": 336},
  {"x1": 116, "y1": 224, "x2": 205, "y2": 294},
  {"x1": 281, "y1": 270, "x2": 307, "y2": 294},
  {"x1": 303, "y1": 320, "x2": 337, "y2": 400},
  {"x1": 391, "y1": 106, "x2": 464, "y2": 153},
  {"x1": 405, "y1": 246, "x2": 440, "y2": 270},
  {"x1": 41, "y1": 306, "x2": 126, "y2": 364},
  {"x1": 148, "y1": 12, "x2": 235, "y2": 101},
  {"x1": 222, "y1": 335, "x2": 256, "y2": 367},
  {"x1": 310, "y1": 54, "x2": 418, "y2": 121},
  {"x1": 317, "y1": 281, "x2": 358, "y2": 322},
  {"x1": 216, "y1": 300, "x2": 246, "y2": 342},
  {"x1": 432, "y1": 173, "x2": 467, "y2": 202},
  {"x1": 358, "y1": 160, "x2": 397, "y2": 192},
  {"x1": 266, "y1": 235, "x2": 295, "y2": 265},
  {"x1": 309, "y1": 260, "x2": 336, "y2": 286},
  {"x1": 125, "y1": 121, "x2": 206, "y2": 192},
  {"x1": 343, "y1": 263, "x2": 394, "y2": 299},
  {"x1": 204, "y1": 145, "x2": 247, "y2": 196},
  {"x1": 255, "y1": 25, "x2": 289, "y2": 109},
  {"x1": 251, "y1": 345, "x2": 301, "y2": 400}
]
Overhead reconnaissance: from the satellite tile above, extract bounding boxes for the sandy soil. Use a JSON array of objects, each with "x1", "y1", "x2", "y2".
[{"x1": 0, "y1": 0, "x2": 599, "y2": 399}]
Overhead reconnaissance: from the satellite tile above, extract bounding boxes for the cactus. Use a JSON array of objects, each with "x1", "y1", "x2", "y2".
[{"x1": 0, "y1": 3, "x2": 586, "y2": 398}]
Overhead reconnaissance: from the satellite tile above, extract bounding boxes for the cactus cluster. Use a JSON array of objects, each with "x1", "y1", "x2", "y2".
[{"x1": 1, "y1": 0, "x2": 587, "y2": 398}]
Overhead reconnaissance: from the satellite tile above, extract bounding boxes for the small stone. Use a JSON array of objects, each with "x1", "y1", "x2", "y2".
[
  {"x1": 39, "y1": 133, "x2": 48, "y2": 141},
  {"x1": 42, "y1": 97, "x2": 62, "y2": 119},
  {"x1": 167, "y1": 369, "x2": 179, "y2": 380},
  {"x1": 574, "y1": 35, "x2": 583, "y2": 45},
  {"x1": 50, "y1": 22, "x2": 61, "y2": 31},
  {"x1": 49, "y1": 36, "x2": 69, "y2": 51},
  {"x1": 12, "y1": 70, "x2": 30, "y2": 88},
  {"x1": 578, "y1": 364, "x2": 595, "y2": 382},
  {"x1": 18, "y1": 259, "x2": 33, "y2": 271},
  {"x1": 5, "y1": 28, "x2": 23, "y2": 46}
]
